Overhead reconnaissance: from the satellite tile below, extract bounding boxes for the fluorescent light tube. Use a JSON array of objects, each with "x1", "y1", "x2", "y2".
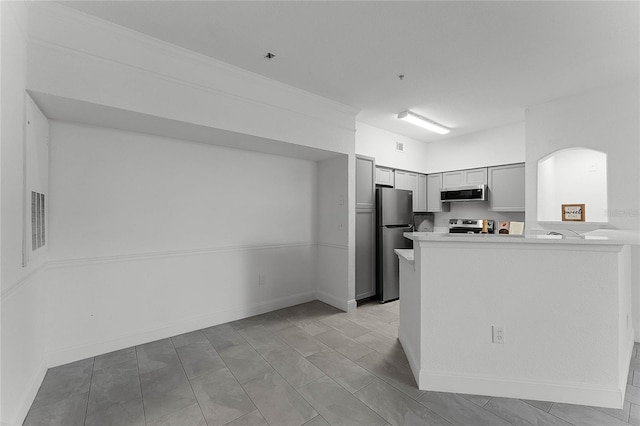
[{"x1": 397, "y1": 110, "x2": 450, "y2": 135}]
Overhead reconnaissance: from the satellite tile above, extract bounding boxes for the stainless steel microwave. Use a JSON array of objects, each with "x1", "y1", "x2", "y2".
[{"x1": 440, "y1": 185, "x2": 487, "y2": 202}]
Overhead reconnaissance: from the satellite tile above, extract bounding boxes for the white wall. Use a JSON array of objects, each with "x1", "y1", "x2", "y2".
[
  {"x1": 525, "y1": 78, "x2": 640, "y2": 232},
  {"x1": 25, "y1": 0, "x2": 358, "y2": 325},
  {"x1": 45, "y1": 121, "x2": 320, "y2": 364},
  {"x1": 1, "y1": 3, "x2": 49, "y2": 425},
  {"x1": 49, "y1": 123, "x2": 319, "y2": 259},
  {"x1": 18, "y1": 0, "x2": 358, "y2": 367},
  {"x1": 525, "y1": 78, "x2": 640, "y2": 338},
  {"x1": 356, "y1": 121, "x2": 525, "y2": 174},
  {"x1": 424, "y1": 122, "x2": 525, "y2": 173},
  {"x1": 1, "y1": 2, "x2": 358, "y2": 423},
  {"x1": 1, "y1": 268, "x2": 46, "y2": 426},
  {"x1": 1, "y1": 1, "x2": 31, "y2": 289},
  {"x1": 27, "y1": 2, "x2": 356, "y2": 156},
  {"x1": 355, "y1": 122, "x2": 431, "y2": 173},
  {"x1": 537, "y1": 148, "x2": 608, "y2": 223}
]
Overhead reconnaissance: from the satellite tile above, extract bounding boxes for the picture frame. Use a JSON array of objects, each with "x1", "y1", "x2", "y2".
[{"x1": 561, "y1": 204, "x2": 585, "y2": 222}]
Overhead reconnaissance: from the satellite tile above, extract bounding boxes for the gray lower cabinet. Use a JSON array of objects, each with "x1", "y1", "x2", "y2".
[
  {"x1": 355, "y1": 209, "x2": 376, "y2": 300},
  {"x1": 488, "y1": 163, "x2": 525, "y2": 211},
  {"x1": 356, "y1": 155, "x2": 376, "y2": 301}
]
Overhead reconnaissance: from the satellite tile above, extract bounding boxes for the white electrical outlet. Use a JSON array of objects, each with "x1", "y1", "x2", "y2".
[
  {"x1": 492, "y1": 326, "x2": 504, "y2": 344},
  {"x1": 258, "y1": 275, "x2": 266, "y2": 286}
]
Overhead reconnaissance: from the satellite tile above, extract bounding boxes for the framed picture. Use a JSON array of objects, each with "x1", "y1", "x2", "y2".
[{"x1": 561, "y1": 204, "x2": 585, "y2": 222}]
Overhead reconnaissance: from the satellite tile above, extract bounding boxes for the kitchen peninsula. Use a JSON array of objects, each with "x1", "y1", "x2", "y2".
[{"x1": 396, "y1": 232, "x2": 634, "y2": 409}]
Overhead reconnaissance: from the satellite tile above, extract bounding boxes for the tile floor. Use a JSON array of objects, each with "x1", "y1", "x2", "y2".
[{"x1": 24, "y1": 300, "x2": 640, "y2": 426}]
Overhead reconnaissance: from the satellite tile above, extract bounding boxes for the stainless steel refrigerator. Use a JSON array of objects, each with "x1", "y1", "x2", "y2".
[{"x1": 376, "y1": 187, "x2": 413, "y2": 303}]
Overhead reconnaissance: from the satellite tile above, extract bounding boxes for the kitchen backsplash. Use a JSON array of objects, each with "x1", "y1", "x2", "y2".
[
  {"x1": 432, "y1": 201, "x2": 525, "y2": 229},
  {"x1": 413, "y1": 213, "x2": 435, "y2": 232}
]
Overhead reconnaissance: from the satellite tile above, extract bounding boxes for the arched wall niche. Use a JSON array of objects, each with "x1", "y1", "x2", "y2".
[{"x1": 537, "y1": 147, "x2": 608, "y2": 226}]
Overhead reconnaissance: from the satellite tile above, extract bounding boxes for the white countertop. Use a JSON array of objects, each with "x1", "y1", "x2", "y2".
[
  {"x1": 403, "y1": 232, "x2": 637, "y2": 245},
  {"x1": 394, "y1": 249, "x2": 414, "y2": 264}
]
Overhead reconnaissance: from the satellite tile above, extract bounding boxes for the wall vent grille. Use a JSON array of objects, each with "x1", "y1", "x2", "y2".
[
  {"x1": 31, "y1": 191, "x2": 45, "y2": 250},
  {"x1": 395, "y1": 141, "x2": 404, "y2": 152}
]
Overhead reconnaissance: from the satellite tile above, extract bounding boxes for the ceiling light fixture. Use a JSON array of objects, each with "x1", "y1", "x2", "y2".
[{"x1": 397, "y1": 110, "x2": 450, "y2": 135}]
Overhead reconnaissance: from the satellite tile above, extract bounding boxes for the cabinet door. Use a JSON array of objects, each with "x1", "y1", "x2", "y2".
[
  {"x1": 427, "y1": 173, "x2": 450, "y2": 212},
  {"x1": 406, "y1": 172, "x2": 418, "y2": 211},
  {"x1": 375, "y1": 167, "x2": 394, "y2": 187},
  {"x1": 443, "y1": 168, "x2": 488, "y2": 187},
  {"x1": 488, "y1": 163, "x2": 525, "y2": 212},
  {"x1": 356, "y1": 209, "x2": 376, "y2": 300},
  {"x1": 416, "y1": 174, "x2": 427, "y2": 212},
  {"x1": 394, "y1": 170, "x2": 409, "y2": 190},
  {"x1": 395, "y1": 171, "x2": 424, "y2": 212},
  {"x1": 442, "y1": 170, "x2": 463, "y2": 188},
  {"x1": 464, "y1": 168, "x2": 488, "y2": 185},
  {"x1": 356, "y1": 156, "x2": 375, "y2": 209}
]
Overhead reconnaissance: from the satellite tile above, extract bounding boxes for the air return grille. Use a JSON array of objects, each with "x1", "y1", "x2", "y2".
[{"x1": 31, "y1": 191, "x2": 45, "y2": 250}]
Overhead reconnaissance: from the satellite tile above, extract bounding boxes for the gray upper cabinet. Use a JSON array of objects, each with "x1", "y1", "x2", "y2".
[
  {"x1": 464, "y1": 168, "x2": 488, "y2": 185},
  {"x1": 416, "y1": 174, "x2": 427, "y2": 212},
  {"x1": 394, "y1": 170, "x2": 408, "y2": 192},
  {"x1": 442, "y1": 170, "x2": 464, "y2": 188},
  {"x1": 443, "y1": 167, "x2": 488, "y2": 188},
  {"x1": 427, "y1": 173, "x2": 450, "y2": 213},
  {"x1": 395, "y1": 170, "x2": 427, "y2": 212},
  {"x1": 356, "y1": 156, "x2": 375, "y2": 209},
  {"x1": 488, "y1": 163, "x2": 525, "y2": 212},
  {"x1": 375, "y1": 166, "x2": 394, "y2": 187}
]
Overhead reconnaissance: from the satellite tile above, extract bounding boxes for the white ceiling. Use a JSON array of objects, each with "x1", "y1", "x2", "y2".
[{"x1": 59, "y1": 1, "x2": 639, "y2": 143}]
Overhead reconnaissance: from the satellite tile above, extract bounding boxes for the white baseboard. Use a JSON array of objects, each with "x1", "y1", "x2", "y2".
[
  {"x1": 8, "y1": 357, "x2": 47, "y2": 426},
  {"x1": 46, "y1": 291, "x2": 315, "y2": 368},
  {"x1": 346, "y1": 299, "x2": 357, "y2": 313},
  {"x1": 315, "y1": 290, "x2": 349, "y2": 312},
  {"x1": 399, "y1": 320, "x2": 630, "y2": 411},
  {"x1": 403, "y1": 326, "x2": 623, "y2": 409},
  {"x1": 417, "y1": 370, "x2": 625, "y2": 409}
]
